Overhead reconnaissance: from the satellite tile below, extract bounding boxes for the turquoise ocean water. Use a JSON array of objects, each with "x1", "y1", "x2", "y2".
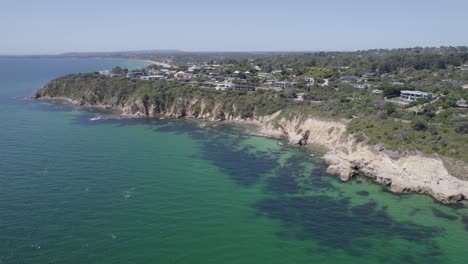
[{"x1": 0, "y1": 57, "x2": 467, "y2": 264}]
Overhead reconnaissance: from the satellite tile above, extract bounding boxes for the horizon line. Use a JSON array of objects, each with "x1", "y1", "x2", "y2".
[{"x1": 1, "y1": 45, "x2": 467, "y2": 57}]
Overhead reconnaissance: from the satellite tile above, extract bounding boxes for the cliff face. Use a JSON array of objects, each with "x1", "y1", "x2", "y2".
[
  {"x1": 35, "y1": 74, "x2": 289, "y2": 121},
  {"x1": 255, "y1": 114, "x2": 468, "y2": 204},
  {"x1": 35, "y1": 74, "x2": 468, "y2": 204}
]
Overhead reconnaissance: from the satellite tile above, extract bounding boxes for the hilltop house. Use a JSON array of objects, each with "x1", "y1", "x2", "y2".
[
  {"x1": 140, "y1": 75, "x2": 166, "y2": 81},
  {"x1": 212, "y1": 76, "x2": 225, "y2": 82},
  {"x1": 456, "y1": 99, "x2": 467, "y2": 108},
  {"x1": 215, "y1": 82, "x2": 234, "y2": 91},
  {"x1": 234, "y1": 83, "x2": 256, "y2": 91},
  {"x1": 183, "y1": 72, "x2": 193, "y2": 79},
  {"x1": 340, "y1": 76, "x2": 358, "y2": 83},
  {"x1": 353, "y1": 83, "x2": 372, "y2": 89},
  {"x1": 400, "y1": 90, "x2": 433, "y2": 101},
  {"x1": 257, "y1": 72, "x2": 273, "y2": 79},
  {"x1": 193, "y1": 73, "x2": 208, "y2": 79},
  {"x1": 304, "y1": 77, "x2": 315, "y2": 84},
  {"x1": 462, "y1": 84, "x2": 468, "y2": 89},
  {"x1": 273, "y1": 81, "x2": 296, "y2": 89},
  {"x1": 174, "y1": 71, "x2": 185, "y2": 78},
  {"x1": 362, "y1": 72, "x2": 377, "y2": 81}
]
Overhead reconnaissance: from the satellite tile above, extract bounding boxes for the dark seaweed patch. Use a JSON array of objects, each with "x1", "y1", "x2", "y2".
[
  {"x1": 356, "y1": 191, "x2": 370, "y2": 196},
  {"x1": 201, "y1": 139, "x2": 278, "y2": 186},
  {"x1": 408, "y1": 208, "x2": 422, "y2": 216},
  {"x1": 462, "y1": 216, "x2": 468, "y2": 231},
  {"x1": 431, "y1": 208, "x2": 458, "y2": 221},
  {"x1": 356, "y1": 180, "x2": 363, "y2": 184},
  {"x1": 255, "y1": 196, "x2": 444, "y2": 255},
  {"x1": 155, "y1": 122, "x2": 280, "y2": 186},
  {"x1": 266, "y1": 155, "x2": 337, "y2": 195}
]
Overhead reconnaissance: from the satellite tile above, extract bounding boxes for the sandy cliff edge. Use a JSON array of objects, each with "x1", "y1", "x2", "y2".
[{"x1": 254, "y1": 113, "x2": 468, "y2": 204}]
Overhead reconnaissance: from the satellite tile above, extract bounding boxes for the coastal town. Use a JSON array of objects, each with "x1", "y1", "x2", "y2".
[{"x1": 98, "y1": 59, "x2": 468, "y2": 107}]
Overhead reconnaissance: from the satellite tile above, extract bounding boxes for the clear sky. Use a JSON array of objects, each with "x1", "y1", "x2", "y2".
[{"x1": 1, "y1": 0, "x2": 467, "y2": 54}]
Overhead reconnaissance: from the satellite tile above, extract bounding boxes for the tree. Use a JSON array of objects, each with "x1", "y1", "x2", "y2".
[
  {"x1": 307, "y1": 67, "x2": 334, "y2": 79},
  {"x1": 412, "y1": 116, "x2": 428, "y2": 131}
]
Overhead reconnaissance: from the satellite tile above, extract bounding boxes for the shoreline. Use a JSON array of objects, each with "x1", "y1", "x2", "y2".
[
  {"x1": 36, "y1": 96, "x2": 468, "y2": 205},
  {"x1": 144, "y1": 60, "x2": 174, "y2": 68}
]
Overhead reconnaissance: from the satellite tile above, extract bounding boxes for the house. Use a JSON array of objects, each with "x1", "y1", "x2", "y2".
[
  {"x1": 362, "y1": 72, "x2": 377, "y2": 79},
  {"x1": 215, "y1": 82, "x2": 234, "y2": 90},
  {"x1": 183, "y1": 72, "x2": 193, "y2": 79},
  {"x1": 273, "y1": 81, "x2": 297, "y2": 89},
  {"x1": 272, "y1": 70, "x2": 282, "y2": 74},
  {"x1": 400, "y1": 90, "x2": 433, "y2": 101},
  {"x1": 147, "y1": 69, "x2": 163, "y2": 75},
  {"x1": 304, "y1": 77, "x2": 315, "y2": 84},
  {"x1": 340, "y1": 76, "x2": 358, "y2": 83},
  {"x1": 353, "y1": 83, "x2": 372, "y2": 89},
  {"x1": 188, "y1": 65, "x2": 199, "y2": 72},
  {"x1": 462, "y1": 84, "x2": 468, "y2": 89},
  {"x1": 98, "y1": 70, "x2": 111, "y2": 76},
  {"x1": 193, "y1": 73, "x2": 208, "y2": 79},
  {"x1": 255, "y1": 66, "x2": 262, "y2": 71},
  {"x1": 201, "y1": 82, "x2": 217, "y2": 88},
  {"x1": 456, "y1": 99, "x2": 467, "y2": 108},
  {"x1": 257, "y1": 72, "x2": 273, "y2": 79},
  {"x1": 140, "y1": 75, "x2": 166, "y2": 81},
  {"x1": 234, "y1": 83, "x2": 255, "y2": 91},
  {"x1": 212, "y1": 76, "x2": 225, "y2": 82},
  {"x1": 174, "y1": 71, "x2": 185, "y2": 78},
  {"x1": 371, "y1": 89, "x2": 383, "y2": 95},
  {"x1": 233, "y1": 70, "x2": 240, "y2": 74}
]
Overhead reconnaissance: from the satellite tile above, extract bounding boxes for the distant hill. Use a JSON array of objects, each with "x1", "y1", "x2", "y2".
[{"x1": 58, "y1": 50, "x2": 184, "y2": 57}]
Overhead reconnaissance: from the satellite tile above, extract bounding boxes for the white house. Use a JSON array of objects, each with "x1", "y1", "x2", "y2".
[
  {"x1": 215, "y1": 82, "x2": 234, "y2": 91},
  {"x1": 188, "y1": 65, "x2": 199, "y2": 72},
  {"x1": 304, "y1": 77, "x2": 315, "y2": 84},
  {"x1": 353, "y1": 83, "x2": 372, "y2": 89},
  {"x1": 174, "y1": 71, "x2": 185, "y2": 78},
  {"x1": 140, "y1": 75, "x2": 166, "y2": 81},
  {"x1": 257, "y1": 72, "x2": 272, "y2": 79},
  {"x1": 456, "y1": 99, "x2": 467, "y2": 108},
  {"x1": 462, "y1": 84, "x2": 468, "y2": 89},
  {"x1": 400, "y1": 90, "x2": 433, "y2": 101},
  {"x1": 371, "y1": 89, "x2": 383, "y2": 95}
]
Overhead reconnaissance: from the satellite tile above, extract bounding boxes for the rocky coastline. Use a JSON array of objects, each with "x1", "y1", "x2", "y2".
[{"x1": 34, "y1": 91, "x2": 468, "y2": 205}]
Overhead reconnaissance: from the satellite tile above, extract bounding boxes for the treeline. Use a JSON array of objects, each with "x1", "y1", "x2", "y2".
[{"x1": 244, "y1": 47, "x2": 468, "y2": 75}]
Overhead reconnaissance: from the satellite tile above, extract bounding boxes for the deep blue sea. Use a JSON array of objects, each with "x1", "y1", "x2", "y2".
[{"x1": 0, "y1": 57, "x2": 467, "y2": 264}]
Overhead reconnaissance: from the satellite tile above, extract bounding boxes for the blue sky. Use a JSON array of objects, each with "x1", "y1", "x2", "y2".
[{"x1": 1, "y1": 0, "x2": 467, "y2": 54}]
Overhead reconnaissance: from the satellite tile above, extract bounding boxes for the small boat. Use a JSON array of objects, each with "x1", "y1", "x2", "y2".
[
  {"x1": 278, "y1": 142, "x2": 284, "y2": 146},
  {"x1": 90, "y1": 116, "x2": 101, "y2": 121}
]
